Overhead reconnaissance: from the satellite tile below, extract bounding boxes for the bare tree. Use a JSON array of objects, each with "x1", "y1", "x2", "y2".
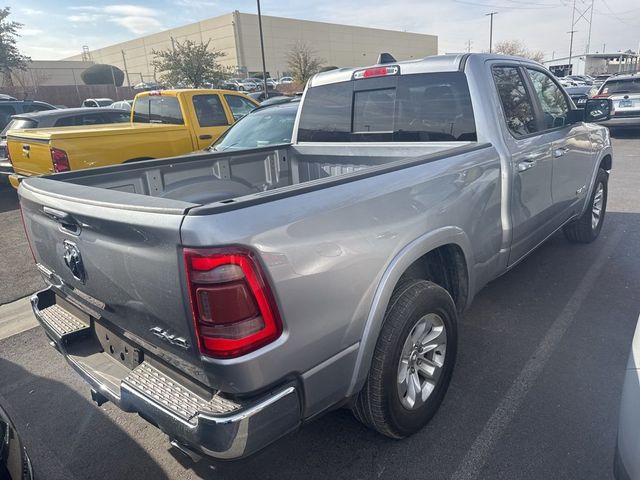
[
  {"x1": 286, "y1": 41, "x2": 324, "y2": 84},
  {"x1": 12, "y1": 67, "x2": 51, "y2": 97},
  {"x1": 493, "y1": 40, "x2": 545, "y2": 63}
]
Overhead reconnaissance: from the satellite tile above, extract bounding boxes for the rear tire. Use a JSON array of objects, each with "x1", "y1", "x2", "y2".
[
  {"x1": 563, "y1": 168, "x2": 608, "y2": 244},
  {"x1": 353, "y1": 279, "x2": 457, "y2": 438}
]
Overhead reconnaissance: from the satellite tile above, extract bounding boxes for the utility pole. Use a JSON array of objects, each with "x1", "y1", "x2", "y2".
[
  {"x1": 486, "y1": 12, "x2": 498, "y2": 53},
  {"x1": 256, "y1": 0, "x2": 269, "y2": 99},
  {"x1": 568, "y1": 30, "x2": 577, "y2": 75},
  {"x1": 586, "y1": 0, "x2": 595, "y2": 53},
  {"x1": 466, "y1": 39, "x2": 472, "y2": 53}
]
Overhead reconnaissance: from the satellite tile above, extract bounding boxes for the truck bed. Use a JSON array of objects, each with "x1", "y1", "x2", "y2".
[{"x1": 30, "y1": 142, "x2": 483, "y2": 210}]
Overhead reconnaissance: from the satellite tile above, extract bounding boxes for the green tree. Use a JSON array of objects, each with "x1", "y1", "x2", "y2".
[
  {"x1": 0, "y1": 7, "x2": 30, "y2": 87},
  {"x1": 286, "y1": 41, "x2": 324, "y2": 84},
  {"x1": 151, "y1": 39, "x2": 227, "y2": 88}
]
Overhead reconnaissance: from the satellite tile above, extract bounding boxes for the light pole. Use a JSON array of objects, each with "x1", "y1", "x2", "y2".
[
  {"x1": 486, "y1": 12, "x2": 498, "y2": 53},
  {"x1": 256, "y1": 0, "x2": 269, "y2": 98}
]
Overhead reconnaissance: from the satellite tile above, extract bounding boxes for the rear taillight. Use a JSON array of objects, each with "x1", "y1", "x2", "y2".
[
  {"x1": 184, "y1": 247, "x2": 282, "y2": 358},
  {"x1": 353, "y1": 65, "x2": 399, "y2": 79},
  {"x1": 592, "y1": 94, "x2": 609, "y2": 99},
  {"x1": 50, "y1": 147, "x2": 70, "y2": 172}
]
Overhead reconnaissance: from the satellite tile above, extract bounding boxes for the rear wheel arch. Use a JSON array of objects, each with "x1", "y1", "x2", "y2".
[
  {"x1": 347, "y1": 231, "x2": 472, "y2": 397},
  {"x1": 600, "y1": 154, "x2": 612, "y2": 172}
]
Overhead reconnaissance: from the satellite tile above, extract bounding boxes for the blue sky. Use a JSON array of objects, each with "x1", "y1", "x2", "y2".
[{"x1": 7, "y1": 0, "x2": 640, "y2": 61}]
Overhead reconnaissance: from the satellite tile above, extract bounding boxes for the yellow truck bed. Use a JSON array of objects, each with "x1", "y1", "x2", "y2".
[{"x1": 6, "y1": 89, "x2": 259, "y2": 185}]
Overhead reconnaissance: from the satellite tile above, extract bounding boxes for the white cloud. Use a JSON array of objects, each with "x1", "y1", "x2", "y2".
[
  {"x1": 20, "y1": 8, "x2": 44, "y2": 15},
  {"x1": 109, "y1": 16, "x2": 163, "y2": 34},
  {"x1": 19, "y1": 28, "x2": 43, "y2": 36},
  {"x1": 66, "y1": 4, "x2": 163, "y2": 35},
  {"x1": 173, "y1": 0, "x2": 218, "y2": 8}
]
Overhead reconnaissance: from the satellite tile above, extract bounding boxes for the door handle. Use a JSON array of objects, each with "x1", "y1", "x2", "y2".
[
  {"x1": 554, "y1": 147, "x2": 570, "y2": 158},
  {"x1": 199, "y1": 134, "x2": 213, "y2": 140},
  {"x1": 517, "y1": 160, "x2": 537, "y2": 172}
]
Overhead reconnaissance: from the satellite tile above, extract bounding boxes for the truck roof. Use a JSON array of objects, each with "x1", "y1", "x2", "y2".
[{"x1": 309, "y1": 53, "x2": 544, "y2": 87}]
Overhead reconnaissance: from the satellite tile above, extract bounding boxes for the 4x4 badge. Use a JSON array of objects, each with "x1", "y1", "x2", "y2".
[{"x1": 63, "y1": 240, "x2": 85, "y2": 283}]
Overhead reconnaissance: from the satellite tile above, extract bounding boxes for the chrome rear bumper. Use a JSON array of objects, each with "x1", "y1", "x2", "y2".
[{"x1": 31, "y1": 286, "x2": 301, "y2": 460}]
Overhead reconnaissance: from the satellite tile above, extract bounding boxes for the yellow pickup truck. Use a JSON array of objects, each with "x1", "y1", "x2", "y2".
[{"x1": 6, "y1": 89, "x2": 259, "y2": 187}]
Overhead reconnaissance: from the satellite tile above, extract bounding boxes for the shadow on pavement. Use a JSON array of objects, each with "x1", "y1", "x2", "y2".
[
  {"x1": 0, "y1": 184, "x2": 18, "y2": 214},
  {"x1": 0, "y1": 357, "x2": 169, "y2": 480}
]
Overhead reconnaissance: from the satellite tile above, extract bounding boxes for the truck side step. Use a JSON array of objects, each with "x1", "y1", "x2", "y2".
[{"x1": 122, "y1": 362, "x2": 240, "y2": 423}]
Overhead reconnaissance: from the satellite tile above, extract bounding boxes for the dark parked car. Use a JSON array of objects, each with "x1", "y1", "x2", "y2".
[
  {"x1": 211, "y1": 99, "x2": 299, "y2": 151},
  {"x1": 0, "y1": 402, "x2": 34, "y2": 479},
  {"x1": 0, "y1": 107, "x2": 130, "y2": 178},
  {"x1": 0, "y1": 100, "x2": 57, "y2": 131},
  {"x1": 565, "y1": 85, "x2": 595, "y2": 107},
  {"x1": 247, "y1": 91, "x2": 286, "y2": 102}
]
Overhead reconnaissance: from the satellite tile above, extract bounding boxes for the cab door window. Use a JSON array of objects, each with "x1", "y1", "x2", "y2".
[
  {"x1": 224, "y1": 95, "x2": 257, "y2": 120},
  {"x1": 526, "y1": 69, "x2": 570, "y2": 129},
  {"x1": 192, "y1": 94, "x2": 228, "y2": 127},
  {"x1": 492, "y1": 66, "x2": 539, "y2": 136}
]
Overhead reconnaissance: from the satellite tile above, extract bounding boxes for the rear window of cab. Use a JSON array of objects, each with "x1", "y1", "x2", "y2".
[{"x1": 297, "y1": 72, "x2": 477, "y2": 142}]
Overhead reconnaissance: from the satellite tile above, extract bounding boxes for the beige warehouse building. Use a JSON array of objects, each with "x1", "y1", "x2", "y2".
[{"x1": 66, "y1": 11, "x2": 438, "y2": 85}]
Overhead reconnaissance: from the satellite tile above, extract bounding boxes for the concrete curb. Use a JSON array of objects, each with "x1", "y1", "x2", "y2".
[{"x1": 0, "y1": 296, "x2": 38, "y2": 340}]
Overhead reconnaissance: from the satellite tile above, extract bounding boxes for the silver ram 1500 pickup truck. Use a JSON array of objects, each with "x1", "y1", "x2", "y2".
[{"x1": 18, "y1": 53, "x2": 613, "y2": 460}]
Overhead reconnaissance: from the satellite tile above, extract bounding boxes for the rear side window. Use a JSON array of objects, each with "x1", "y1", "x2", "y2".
[
  {"x1": 0, "y1": 105, "x2": 17, "y2": 130},
  {"x1": 1, "y1": 118, "x2": 37, "y2": 136},
  {"x1": 600, "y1": 78, "x2": 640, "y2": 95},
  {"x1": 102, "y1": 112, "x2": 130, "y2": 123},
  {"x1": 23, "y1": 102, "x2": 54, "y2": 113},
  {"x1": 193, "y1": 95, "x2": 228, "y2": 127},
  {"x1": 492, "y1": 66, "x2": 539, "y2": 137},
  {"x1": 297, "y1": 72, "x2": 477, "y2": 142},
  {"x1": 132, "y1": 96, "x2": 184, "y2": 124}
]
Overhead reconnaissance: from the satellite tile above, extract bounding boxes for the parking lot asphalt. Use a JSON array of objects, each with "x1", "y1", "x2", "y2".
[{"x1": 0, "y1": 132, "x2": 639, "y2": 479}]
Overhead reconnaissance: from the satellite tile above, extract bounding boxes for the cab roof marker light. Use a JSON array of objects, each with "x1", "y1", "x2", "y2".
[{"x1": 353, "y1": 66, "x2": 399, "y2": 80}]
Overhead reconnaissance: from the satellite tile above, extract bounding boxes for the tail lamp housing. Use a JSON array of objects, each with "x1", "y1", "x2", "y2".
[
  {"x1": 184, "y1": 247, "x2": 282, "y2": 358},
  {"x1": 50, "y1": 147, "x2": 70, "y2": 172}
]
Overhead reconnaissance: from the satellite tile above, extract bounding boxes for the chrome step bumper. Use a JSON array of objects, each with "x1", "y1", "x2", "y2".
[{"x1": 31, "y1": 287, "x2": 301, "y2": 460}]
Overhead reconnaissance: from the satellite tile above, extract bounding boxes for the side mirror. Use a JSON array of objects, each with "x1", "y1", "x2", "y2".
[{"x1": 583, "y1": 98, "x2": 611, "y2": 122}]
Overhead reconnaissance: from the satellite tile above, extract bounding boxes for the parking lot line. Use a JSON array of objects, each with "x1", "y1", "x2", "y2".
[
  {"x1": 0, "y1": 296, "x2": 38, "y2": 340},
  {"x1": 451, "y1": 226, "x2": 624, "y2": 480}
]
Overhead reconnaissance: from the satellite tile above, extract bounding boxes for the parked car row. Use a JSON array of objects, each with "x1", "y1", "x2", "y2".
[{"x1": 1, "y1": 89, "x2": 260, "y2": 186}]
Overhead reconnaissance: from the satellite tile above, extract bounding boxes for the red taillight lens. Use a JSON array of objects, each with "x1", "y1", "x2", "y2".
[
  {"x1": 50, "y1": 147, "x2": 70, "y2": 172},
  {"x1": 185, "y1": 247, "x2": 282, "y2": 358},
  {"x1": 353, "y1": 66, "x2": 399, "y2": 79},
  {"x1": 592, "y1": 94, "x2": 609, "y2": 99}
]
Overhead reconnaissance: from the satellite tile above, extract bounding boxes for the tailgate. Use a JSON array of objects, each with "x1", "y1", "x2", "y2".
[
  {"x1": 7, "y1": 135, "x2": 52, "y2": 175},
  {"x1": 18, "y1": 179, "x2": 204, "y2": 375},
  {"x1": 611, "y1": 93, "x2": 640, "y2": 117}
]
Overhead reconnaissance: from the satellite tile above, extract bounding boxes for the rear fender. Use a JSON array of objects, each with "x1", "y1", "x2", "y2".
[{"x1": 346, "y1": 226, "x2": 474, "y2": 397}]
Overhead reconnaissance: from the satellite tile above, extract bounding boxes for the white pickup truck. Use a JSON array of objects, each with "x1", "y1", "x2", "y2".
[{"x1": 19, "y1": 53, "x2": 613, "y2": 461}]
